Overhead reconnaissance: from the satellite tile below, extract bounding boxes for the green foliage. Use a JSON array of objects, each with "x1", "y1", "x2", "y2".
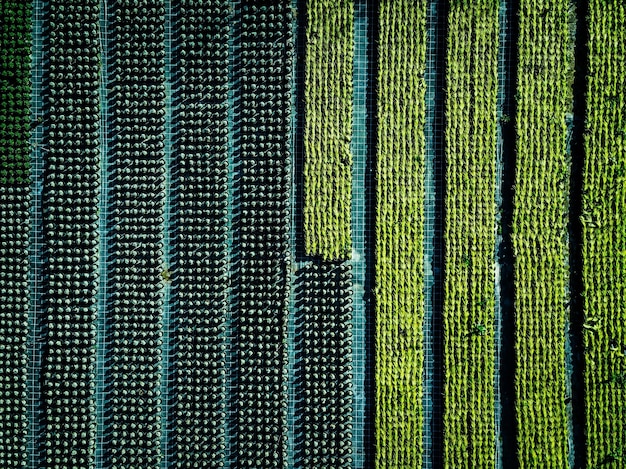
[
  {"x1": 0, "y1": 1, "x2": 31, "y2": 186},
  {"x1": 443, "y1": 1, "x2": 499, "y2": 466},
  {"x1": 583, "y1": 3, "x2": 626, "y2": 468},
  {"x1": 513, "y1": 0, "x2": 572, "y2": 466},
  {"x1": 304, "y1": 0, "x2": 354, "y2": 260},
  {"x1": 375, "y1": 1, "x2": 427, "y2": 467}
]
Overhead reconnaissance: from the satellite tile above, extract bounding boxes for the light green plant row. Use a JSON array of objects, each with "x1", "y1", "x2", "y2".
[
  {"x1": 443, "y1": 1, "x2": 499, "y2": 467},
  {"x1": 304, "y1": 0, "x2": 354, "y2": 260},
  {"x1": 583, "y1": 2, "x2": 626, "y2": 467},
  {"x1": 513, "y1": 1, "x2": 572, "y2": 466},
  {"x1": 375, "y1": 0, "x2": 427, "y2": 467}
]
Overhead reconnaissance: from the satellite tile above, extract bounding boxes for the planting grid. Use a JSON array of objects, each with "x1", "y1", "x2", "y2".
[
  {"x1": 26, "y1": 0, "x2": 369, "y2": 468},
  {"x1": 22, "y1": 0, "x2": 558, "y2": 468},
  {"x1": 288, "y1": 0, "x2": 369, "y2": 467}
]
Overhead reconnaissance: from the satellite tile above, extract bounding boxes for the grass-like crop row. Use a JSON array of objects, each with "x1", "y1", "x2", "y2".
[
  {"x1": 583, "y1": 2, "x2": 626, "y2": 467},
  {"x1": 104, "y1": 2, "x2": 166, "y2": 466},
  {"x1": 295, "y1": 262, "x2": 353, "y2": 467},
  {"x1": 40, "y1": 1, "x2": 101, "y2": 467},
  {"x1": 234, "y1": 3, "x2": 293, "y2": 467},
  {"x1": 169, "y1": 1, "x2": 229, "y2": 467},
  {"x1": 375, "y1": 0, "x2": 427, "y2": 467},
  {"x1": 513, "y1": 1, "x2": 572, "y2": 466},
  {"x1": 443, "y1": 1, "x2": 498, "y2": 467},
  {"x1": 0, "y1": 2, "x2": 31, "y2": 466},
  {"x1": 304, "y1": 0, "x2": 353, "y2": 260}
]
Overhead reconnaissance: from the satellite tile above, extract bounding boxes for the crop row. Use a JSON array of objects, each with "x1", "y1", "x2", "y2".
[
  {"x1": 234, "y1": 3, "x2": 293, "y2": 468},
  {"x1": 443, "y1": 1, "x2": 499, "y2": 467},
  {"x1": 0, "y1": 189, "x2": 30, "y2": 469},
  {"x1": 0, "y1": 1, "x2": 30, "y2": 186},
  {"x1": 40, "y1": 1, "x2": 101, "y2": 468},
  {"x1": 0, "y1": 2, "x2": 31, "y2": 467},
  {"x1": 513, "y1": 1, "x2": 571, "y2": 466},
  {"x1": 104, "y1": 2, "x2": 166, "y2": 467},
  {"x1": 374, "y1": 0, "x2": 427, "y2": 467},
  {"x1": 304, "y1": 0, "x2": 353, "y2": 261},
  {"x1": 169, "y1": 1, "x2": 230, "y2": 467},
  {"x1": 583, "y1": 2, "x2": 626, "y2": 467},
  {"x1": 0, "y1": 185, "x2": 30, "y2": 469},
  {"x1": 295, "y1": 262, "x2": 353, "y2": 467}
]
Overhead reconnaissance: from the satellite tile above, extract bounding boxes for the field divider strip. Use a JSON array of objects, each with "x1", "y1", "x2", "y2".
[
  {"x1": 352, "y1": 2, "x2": 368, "y2": 467},
  {"x1": 95, "y1": 0, "x2": 110, "y2": 466},
  {"x1": 160, "y1": 0, "x2": 174, "y2": 466},
  {"x1": 423, "y1": 0, "x2": 447, "y2": 466},
  {"x1": 28, "y1": 1, "x2": 44, "y2": 467}
]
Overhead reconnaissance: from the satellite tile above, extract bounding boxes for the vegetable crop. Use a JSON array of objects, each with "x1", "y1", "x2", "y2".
[
  {"x1": 234, "y1": 3, "x2": 293, "y2": 468},
  {"x1": 582, "y1": 2, "x2": 626, "y2": 467},
  {"x1": 0, "y1": 2, "x2": 31, "y2": 466},
  {"x1": 513, "y1": 1, "x2": 572, "y2": 466},
  {"x1": 0, "y1": 1, "x2": 30, "y2": 185},
  {"x1": 169, "y1": 1, "x2": 230, "y2": 467},
  {"x1": 295, "y1": 262, "x2": 353, "y2": 467},
  {"x1": 104, "y1": 1, "x2": 167, "y2": 467},
  {"x1": 40, "y1": 1, "x2": 101, "y2": 467},
  {"x1": 443, "y1": 1, "x2": 499, "y2": 467},
  {"x1": 375, "y1": 1, "x2": 427, "y2": 467},
  {"x1": 304, "y1": 0, "x2": 354, "y2": 261}
]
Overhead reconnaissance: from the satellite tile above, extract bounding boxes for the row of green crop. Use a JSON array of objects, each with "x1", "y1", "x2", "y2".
[
  {"x1": 513, "y1": 1, "x2": 572, "y2": 467},
  {"x1": 443, "y1": 1, "x2": 499, "y2": 467},
  {"x1": 304, "y1": 0, "x2": 353, "y2": 261},
  {"x1": 0, "y1": 3, "x2": 31, "y2": 468},
  {"x1": 583, "y1": 1, "x2": 626, "y2": 467},
  {"x1": 374, "y1": 0, "x2": 427, "y2": 467},
  {"x1": 0, "y1": 1, "x2": 31, "y2": 186}
]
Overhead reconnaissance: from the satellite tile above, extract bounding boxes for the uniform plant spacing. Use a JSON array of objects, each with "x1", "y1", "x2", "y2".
[
  {"x1": 443, "y1": 1, "x2": 499, "y2": 467},
  {"x1": 234, "y1": 3, "x2": 293, "y2": 467},
  {"x1": 40, "y1": 1, "x2": 101, "y2": 467},
  {"x1": 295, "y1": 262, "x2": 353, "y2": 468},
  {"x1": 104, "y1": 1, "x2": 167, "y2": 466},
  {"x1": 0, "y1": 0, "x2": 30, "y2": 185},
  {"x1": 513, "y1": 1, "x2": 572, "y2": 466},
  {"x1": 582, "y1": 2, "x2": 626, "y2": 467},
  {"x1": 0, "y1": 2, "x2": 31, "y2": 467},
  {"x1": 375, "y1": 1, "x2": 427, "y2": 467},
  {"x1": 304, "y1": 0, "x2": 354, "y2": 261},
  {"x1": 169, "y1": 1, "x2": 230, "y2": 466}
]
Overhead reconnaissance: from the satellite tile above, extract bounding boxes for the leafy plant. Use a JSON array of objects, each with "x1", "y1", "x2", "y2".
[
  {"x1": 513, "y1": 0, "x2": 572, "y2": 466},
  {"x1": 375, "y1": 1, "x2": 427, "y2": 467},
  {"x1": 471, "y1": 322, "x2": 487, "y2": 337},
  {"x1": 303, "y1": 0, "x2": 354, "y2": 261},
  {"x1": 442, "y1": 2, "x2": 499, "y2": 465}
]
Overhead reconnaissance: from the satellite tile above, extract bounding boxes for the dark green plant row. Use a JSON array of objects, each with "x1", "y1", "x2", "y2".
[
  {"x1": 0, "y1": 2, "x2": 31, "y2": 468},
  {"x1": 295, "y1": 262, "x2": 353, "y2": 467},
  {"x1": 233, "y1": 3, "x2": 293, "y2": 468},
  {"x1": 169, "y1": 1, "x2": 230, "y2": 467},
  {"x1": 39, "y1": 1, "x2": 101, "y2": 469},
  {"x1": 0, "y1": 1, "x2": 31, "y2": 185},
  {"x1": 104, "y1": 1, "x2": 167, "y2": 468},
  {"x1": 0, "y1": 185, "x2": 30, "y2": 469}
]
